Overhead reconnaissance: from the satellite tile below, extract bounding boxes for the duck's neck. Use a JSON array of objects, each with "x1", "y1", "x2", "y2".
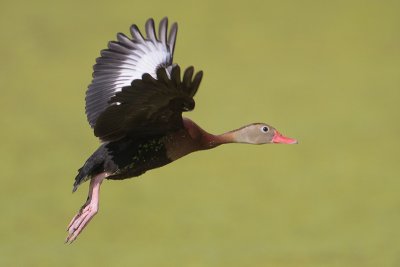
[
  {"x1": 183, "y1": 118, "x2": 245, "y2": 149},
  {"x1": 201, "y1": 131, "x2": 236, "y2": 149}
]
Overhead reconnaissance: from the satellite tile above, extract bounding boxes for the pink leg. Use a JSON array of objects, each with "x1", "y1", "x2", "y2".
[{"x1": 65, "y1": 172, "x2": 108, "y2": 244}]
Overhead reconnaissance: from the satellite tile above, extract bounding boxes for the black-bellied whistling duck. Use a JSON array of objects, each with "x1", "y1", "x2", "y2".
[{"x1": 66, "y1": 17, "x2": 297, "y2": 243}]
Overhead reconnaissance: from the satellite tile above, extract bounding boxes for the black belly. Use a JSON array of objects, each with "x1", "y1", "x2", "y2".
[{"x1": 102, "y1": 136, "x2": 172, "y2": 180}]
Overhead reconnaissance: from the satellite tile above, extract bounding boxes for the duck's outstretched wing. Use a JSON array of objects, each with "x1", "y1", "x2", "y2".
[
  {"x1": 94, "y1": 65, "x2": 203, "y2": 142},
  {"x1": 85, "y1": 17, "x2": 178, "y2": 128}
]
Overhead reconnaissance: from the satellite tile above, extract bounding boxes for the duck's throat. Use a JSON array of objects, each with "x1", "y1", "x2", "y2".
[{"x1": 200, "y1": 131, "x2": 237, "y2": 149}]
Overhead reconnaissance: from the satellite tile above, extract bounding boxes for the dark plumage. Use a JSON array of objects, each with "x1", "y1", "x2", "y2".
[
  {"x1": 66, "y1": 17, "x2": 297, "y2": 243},
  {"x1": 73, "y1": 134, "x2": 171, "y2": 192},
  {"x1": 94, "y1": 66, "x2": 201, "y2": 141}
]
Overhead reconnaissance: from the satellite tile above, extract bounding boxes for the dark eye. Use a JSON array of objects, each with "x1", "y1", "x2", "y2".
[{"x1": 261, "y1": 126, "x2": 269, "y2": 133}]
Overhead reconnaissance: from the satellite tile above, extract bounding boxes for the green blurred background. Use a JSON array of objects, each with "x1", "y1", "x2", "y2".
[{"x1": 1, "y1": 0, "x2": 399, "y2": 266}]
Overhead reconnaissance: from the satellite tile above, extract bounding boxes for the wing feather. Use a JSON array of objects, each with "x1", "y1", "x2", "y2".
[
  {"x1": 116, "y1": 33, "x2": 136, "y2": 48},
  {"x1": 168, "y1": 23, "x2": 178, "y2": 55},
  {"x1": 145, "y1": 18, "x2": 157, "y2": 43},
  {"x1": 183, "y1": 66, "x2": 194, "y2": 89},
  {"x1": 190, "y1": 71, "x2": 203, "y2": 97},
  {"x1": 158, "y1": 17, "x2": 168, "y2": 45},
  {"x1": 129, "y1": 24, "x2": 146, "y2": 43},
  {"x1": 85, "y1": 17, "x2": 178, "y2": 128},
  {"x1": 93, "y1": 66, "x2": 203, "y2": 142}
]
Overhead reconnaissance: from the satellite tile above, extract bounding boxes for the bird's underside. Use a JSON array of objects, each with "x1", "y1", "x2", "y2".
[{"x1": 73, "y1": 133, "x2": 179, "y2": 191}]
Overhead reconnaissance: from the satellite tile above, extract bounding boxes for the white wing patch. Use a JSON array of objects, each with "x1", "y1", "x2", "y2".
[{"x1": 85, "y1": 17, "x2": 178, "y2": 128}]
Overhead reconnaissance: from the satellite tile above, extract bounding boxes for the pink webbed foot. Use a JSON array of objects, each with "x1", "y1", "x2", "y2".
[
  {"x1": 65, "y1": 202, "x2": 98, "y2": 243},
  {"x1": 65, "y1": 172, "x2": 106, "y2": 244}
]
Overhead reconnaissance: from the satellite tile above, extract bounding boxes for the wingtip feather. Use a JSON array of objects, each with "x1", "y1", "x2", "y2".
[
  {"x1": 168, "y1": 22, "x2": 178, "y2": 55},
  {"x1": 158, "y1": 17, "x2": 168, "y2": 45},
  {"x1": 130, "y1": 24, "x2": 145, "y2": 43},
  {"x1": 145, "y1": 18, "x2": 157, "y2": 43}
]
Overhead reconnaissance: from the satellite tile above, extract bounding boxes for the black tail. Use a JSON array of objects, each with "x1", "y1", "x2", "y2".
[{"x1": 72, "y1": 145, "x2": 106, "y2": 192}]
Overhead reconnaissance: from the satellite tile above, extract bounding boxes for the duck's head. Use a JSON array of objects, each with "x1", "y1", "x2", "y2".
[{"x1": 233, "y1": 123, "x2": 298, "y2": 145}]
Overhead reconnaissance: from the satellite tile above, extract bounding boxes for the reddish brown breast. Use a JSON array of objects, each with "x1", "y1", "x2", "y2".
[{"x1": 163, "y1": 118, "x2": 204, "y2": 161}]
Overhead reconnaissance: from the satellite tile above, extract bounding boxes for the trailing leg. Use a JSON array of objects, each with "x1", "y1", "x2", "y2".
[{"x1": 66, "y1": 172, "x2": 108, "y2": 243}]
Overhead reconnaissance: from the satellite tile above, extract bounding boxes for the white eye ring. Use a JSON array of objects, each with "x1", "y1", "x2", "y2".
[{"x1": 261, "y1": 126, "x2": 269, "y2": 133}]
